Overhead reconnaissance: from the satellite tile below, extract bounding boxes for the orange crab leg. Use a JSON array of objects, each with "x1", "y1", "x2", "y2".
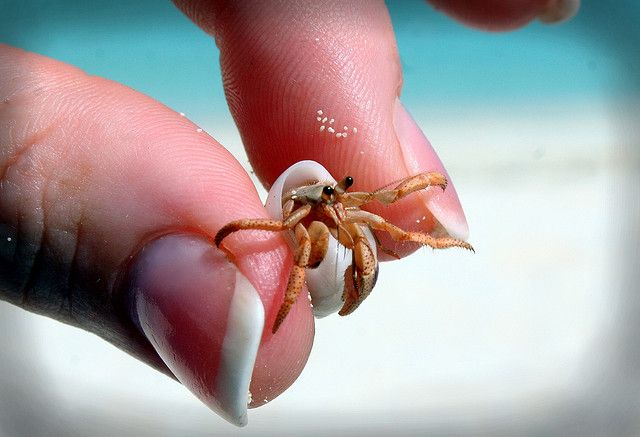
[
  {"x1": 307, "y1": 221, "x2": 330, "y2": 268},
  {"x1": 272, "y1": 223, "x2": 311, "y2": 333},
  {"x1": 214, "y1": 219, "x2": 285, "y2": 247},
  {"x1": 273, "y1": 220, "x2": 331, "y2": 331},
  {"x1": 214, "y1": 204, "x2": 311, "y2": 247},
  {"x1": 340, "y1": 171, "x2": 448, "y2": 207},
  {"x1": 282, "y1": 198, "x2": 295, "y2": 219},
  {"x1": 370, "y1": 229, "x2": 401, "y2": 259},
  {"x1": 378, "y1": 171, "x2": 448, "y2": 203},
  {"x1": 213, "y1": 205, "x2": 319, "y2": 333},
  {"x1": 345, "y1": 210, "x2": 475, "y2": 252},
  {"x1": 338, "y1": 223, "x2": 378, "y2": 316}
]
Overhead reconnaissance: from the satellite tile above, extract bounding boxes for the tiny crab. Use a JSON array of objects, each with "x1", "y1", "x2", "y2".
[{"x1": 215, "y1": 162, "x2": 474, "y2": 333}]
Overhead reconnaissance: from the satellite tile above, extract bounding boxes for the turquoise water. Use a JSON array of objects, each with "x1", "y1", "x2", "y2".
[
  {"x1": 2, "y1": 1, "x2": 637, "y2": 129},
  {"x1": 389, "y1": 1, "x2": 639, "y2": 104}
]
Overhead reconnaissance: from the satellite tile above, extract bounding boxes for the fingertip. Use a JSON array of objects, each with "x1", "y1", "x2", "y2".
[
  {"x1": 248, "y1": 279, "x2": 315, "y2": 408},
  {"x1": 392, "y1": 99, "x2": 469, "y2": 242},
  {"x1": 123, "y1": 233, "x2": 314, "y2": 423},
  {"x1": 227, "y1": 238, "x2": 315, "y2": 408},
  {"x1": 426, "y1": 0, "x2": 579, "y2": 31},
  {"x1": 123, "y1": 233, "x2": 263, "y2": 425}
]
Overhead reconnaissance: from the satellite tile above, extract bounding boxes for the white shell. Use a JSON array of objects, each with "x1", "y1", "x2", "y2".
[{"x1": 265, "y1": 161, "x2": 376, "y2": 318}]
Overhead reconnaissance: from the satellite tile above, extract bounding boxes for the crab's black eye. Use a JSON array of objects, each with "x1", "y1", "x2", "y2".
[
  {"x1": 323, "y1": 185, "x2": 334, "y2": 196},
  {"x1": 335, "y1": 176, "x2": 354, "y2": 194}
]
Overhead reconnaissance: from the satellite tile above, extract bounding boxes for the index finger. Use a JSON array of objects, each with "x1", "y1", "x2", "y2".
[{"x1": 176, "y1": 0, "x2": 470, "y2": 258}]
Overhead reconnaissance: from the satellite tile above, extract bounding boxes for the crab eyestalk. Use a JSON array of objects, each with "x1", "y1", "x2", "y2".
[{"x1": 335, "y1": 175, "x2": 354, "y2": 195}]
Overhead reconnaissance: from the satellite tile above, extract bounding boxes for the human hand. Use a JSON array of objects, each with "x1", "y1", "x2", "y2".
[{"x1": 0, "y1": 0, "x2": 578, "y2": 426}]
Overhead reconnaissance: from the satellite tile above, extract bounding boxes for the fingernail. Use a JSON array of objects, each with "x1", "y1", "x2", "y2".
[
  {"x1": 123, "y1": 233, "x2": 264, "y2": 426},
  {"x1": 393, "y1": 98, "x2": 469, "y2": 240},
  {"x1": 538, "y1": 0, "x2": 580, "y2": 24}
]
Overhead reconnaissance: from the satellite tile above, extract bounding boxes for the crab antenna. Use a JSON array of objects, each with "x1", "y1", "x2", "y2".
[{"x1": 335, "y1": 176, "x2": 354, "y2": 194}]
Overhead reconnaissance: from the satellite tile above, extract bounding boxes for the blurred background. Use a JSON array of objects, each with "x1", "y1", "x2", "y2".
[{"x1": 1, "y1": 0, "x2": 639, "y2": 435}]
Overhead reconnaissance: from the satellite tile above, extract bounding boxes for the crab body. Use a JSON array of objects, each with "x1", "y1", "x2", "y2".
[{"x1": 215, "y1": 161, "x2": 473, "y2": 333}]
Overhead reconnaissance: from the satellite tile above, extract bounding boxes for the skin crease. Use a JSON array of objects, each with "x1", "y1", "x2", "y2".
[{"x1": 0, "y1": 0, "x2": 562, "y2": 420}]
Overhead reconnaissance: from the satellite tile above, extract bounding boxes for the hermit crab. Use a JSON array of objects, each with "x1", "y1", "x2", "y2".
[{"x1": 215, "y1": 161, "x2": 473, "y2": 333}]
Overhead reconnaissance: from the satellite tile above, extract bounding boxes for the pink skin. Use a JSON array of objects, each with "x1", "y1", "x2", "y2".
[
  {"x1": 427, "y1": 0, "x2": 576, "y2": 31},
  {"x1": 0, "y1": 44, "x2": 313, "y2": 409},
  {"x1": 0, "y1": 0, "x2": 572, "y2": 421}
]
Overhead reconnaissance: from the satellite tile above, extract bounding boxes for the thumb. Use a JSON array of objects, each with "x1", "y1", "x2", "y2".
[{"x1": 0, "y1": 44, "x2": 313, "y2": 425}]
